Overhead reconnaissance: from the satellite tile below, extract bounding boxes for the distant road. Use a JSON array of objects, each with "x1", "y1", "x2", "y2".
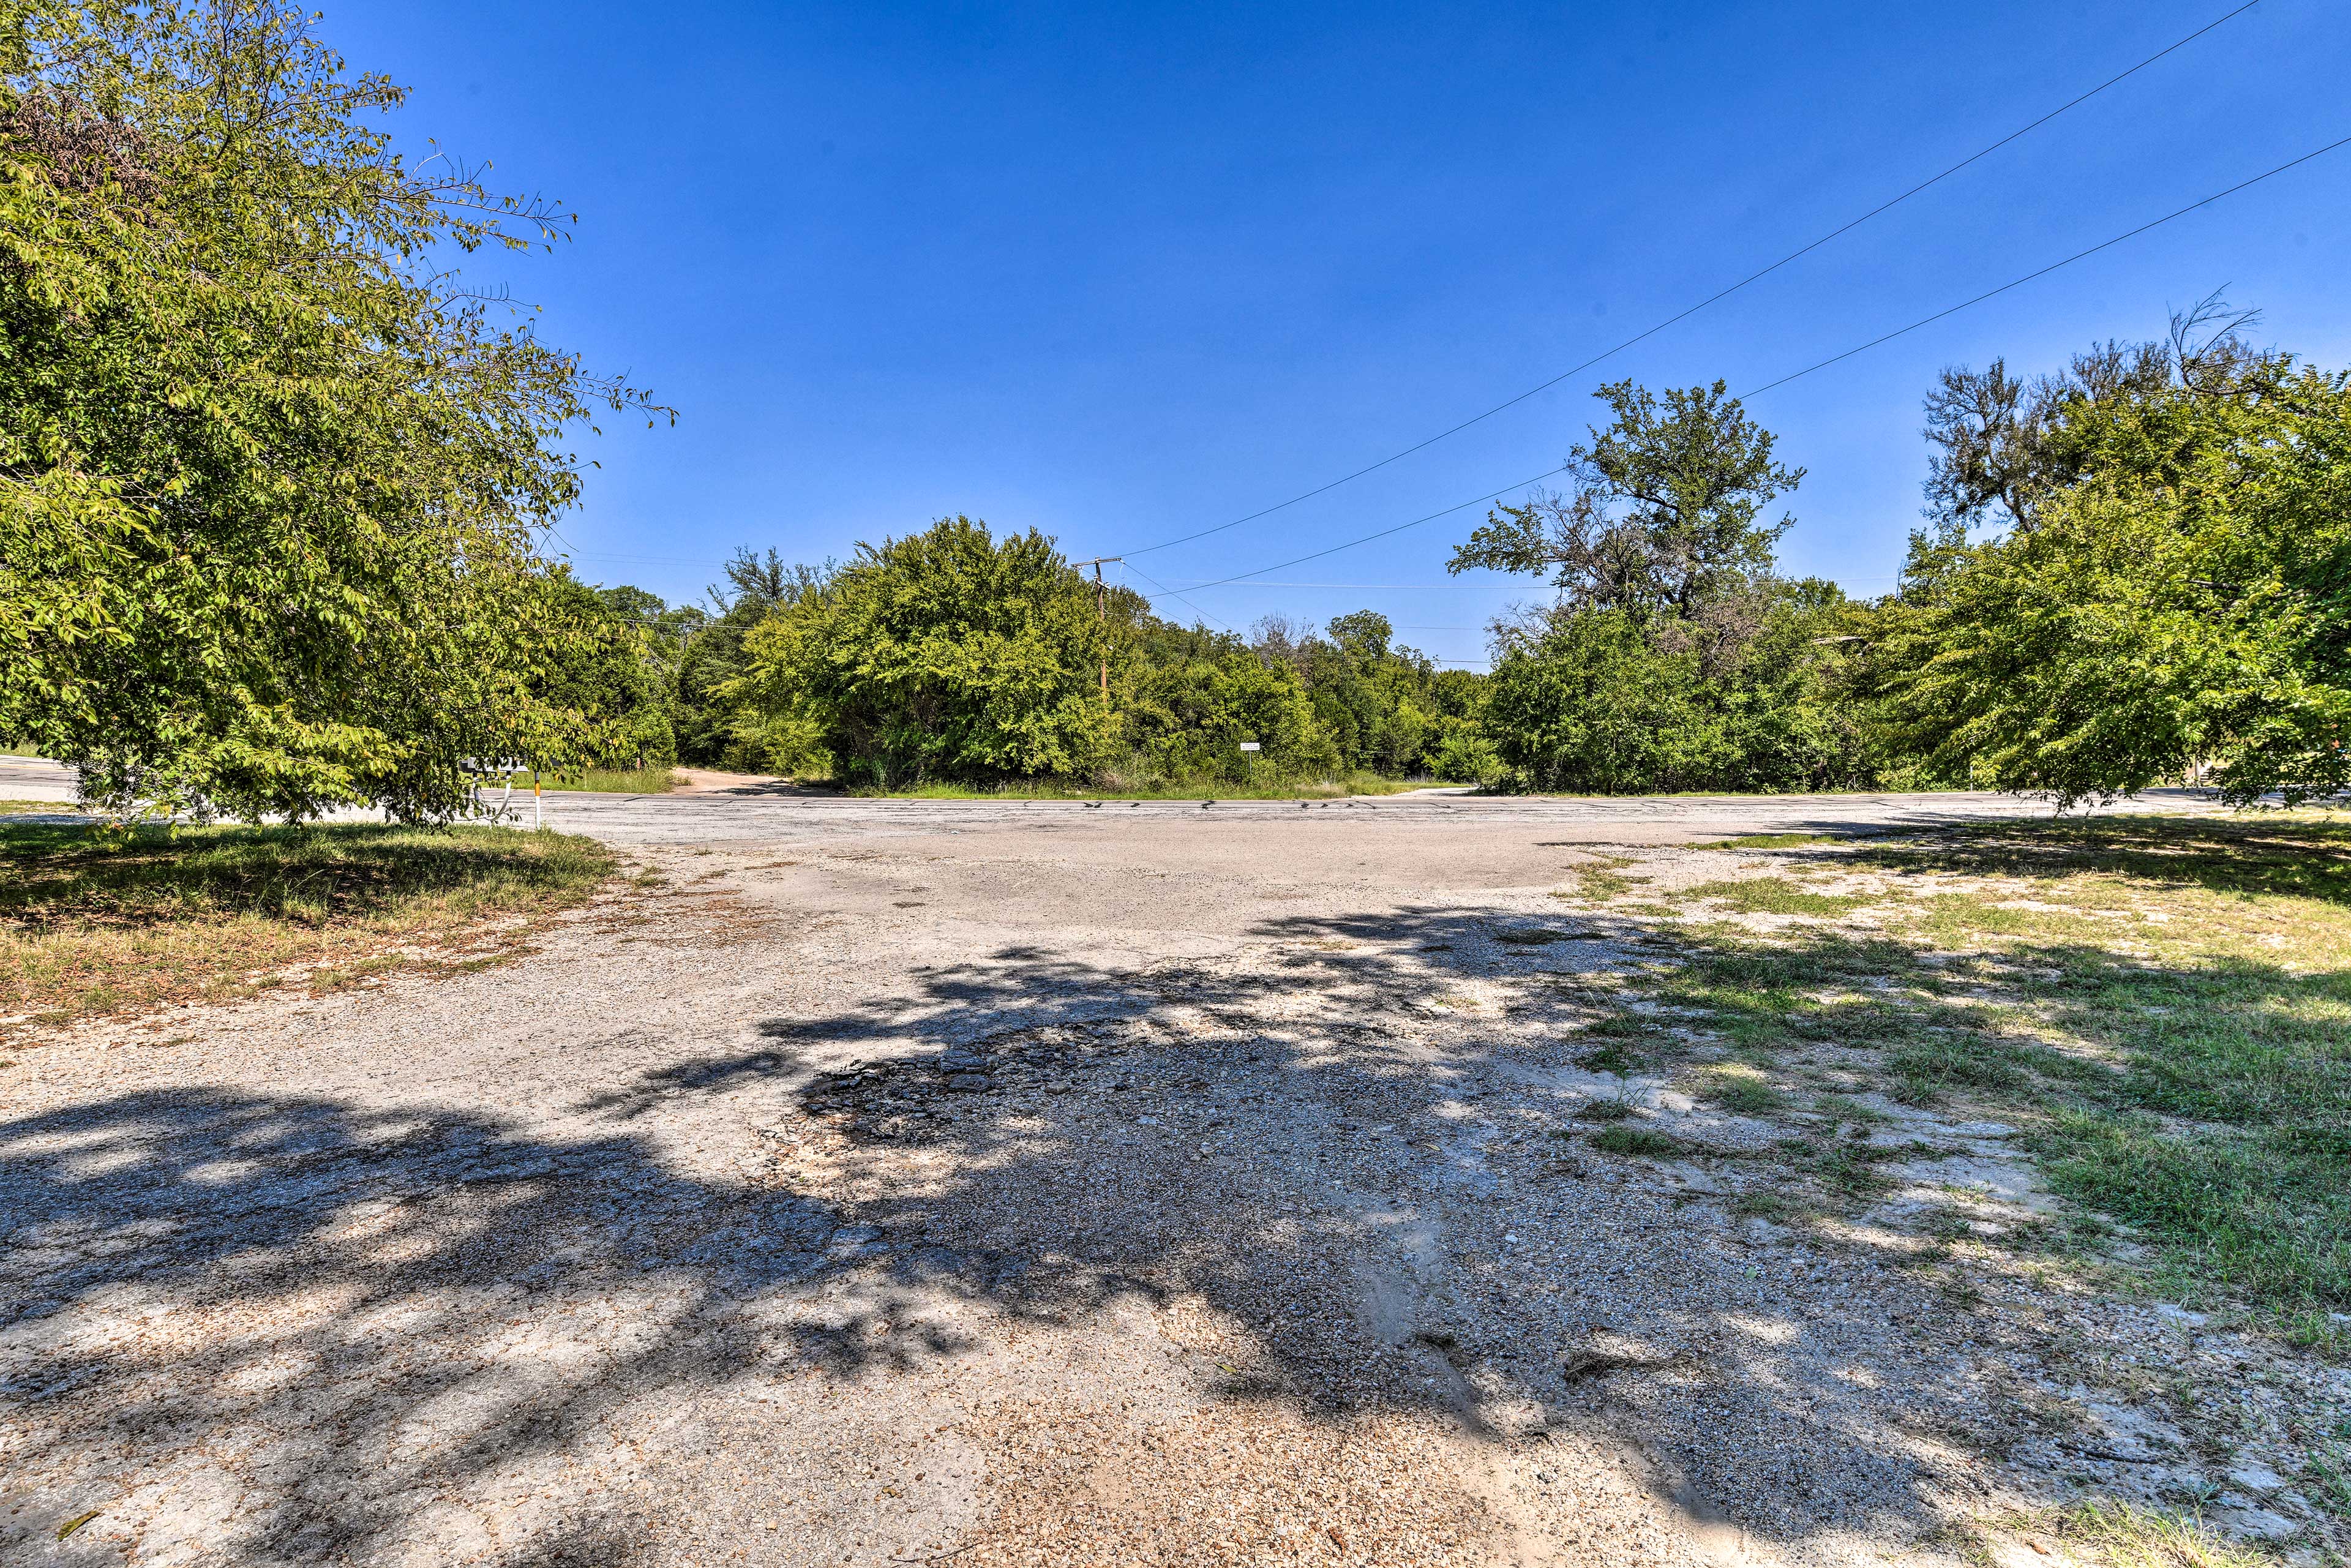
[
  {"x1": 533, "y1": 781, "x2": 2218, "y2": 847},
  {"x1": 0, "y1": 754, "x2": 2219, "y2": 845},
  {"x1": 0, "y1": 755, "x2": 76, "y2": 801}
]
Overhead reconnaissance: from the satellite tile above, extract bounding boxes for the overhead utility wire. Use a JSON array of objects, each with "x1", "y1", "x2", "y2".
[
  {"x1": 1120, "y1": 561, "x2": 1235, "y2": 632},
  {"x1": 1156, "y1": 465, "x2": 1567, "y2": 595},
  {"x1": 1114, "y1": 0, "x2": 2262, "y2": 562},
  {"x1": 1142, "y1": 129, "x2": 2350, "y2": 601},
  {"x1": 1741, "y1": 132, "x2": 2351, "y2": 397}
]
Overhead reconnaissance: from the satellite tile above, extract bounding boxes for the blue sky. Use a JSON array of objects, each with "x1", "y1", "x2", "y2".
[{"x1": 334, "y1": 0, "x2": 2347, "y2": 670}]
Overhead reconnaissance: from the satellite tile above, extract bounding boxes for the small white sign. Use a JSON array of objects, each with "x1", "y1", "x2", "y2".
[{"x1": 1238, "y1": 741, "x2": 1261, "y2": 752}]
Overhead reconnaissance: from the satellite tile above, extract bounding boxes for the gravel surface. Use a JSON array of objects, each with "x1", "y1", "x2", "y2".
[{"x1": 4, "y1": 789, "x2": 2310, "y2": 1568}]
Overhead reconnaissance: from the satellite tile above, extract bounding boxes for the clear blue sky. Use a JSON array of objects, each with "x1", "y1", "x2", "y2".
[{"x1": 334, "y1": 0, "x2": 2347, "y2": 670}]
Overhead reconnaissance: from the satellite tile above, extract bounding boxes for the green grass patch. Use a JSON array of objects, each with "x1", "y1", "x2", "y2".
[
  {"x1": 1, "y1": 821, "x2": 613, "y2": 1031},
  {"x1": 2035, "y1": 1497, "x2": 2273, "y2": 1568},
  {"x1": 2039, "y1": 1109, "x2": 2350, "y2": 1318},
  {"x1": 0, "y1": 800, "x2": 86, "y2": 817},
  {"x1": 1704, "y1": 832, "x2": 1851, "y2": 851},
  {"x1": 1618, "y1": 813, "x2": 2351, "y2": 1322},
  {"x1": 1682, "y1": 877, "x2": 1872, "y2": 918},
  {"x1": 1589, "y1": 1123, "x2": 1683, "y2": 1157},
  {"x1": 1704, "y1": 1065, "x2": 1788, "y2": 1115},
  {"x1": 1775, "y1": 1134, "x2": 1900, "y2": 1197},
  {"x1": 1553, "y1": 858, "x2": 1651, "y2": 901},
  {"x1": 1886, "y1": 1029, "x2": 2038, "y2": 1103}
]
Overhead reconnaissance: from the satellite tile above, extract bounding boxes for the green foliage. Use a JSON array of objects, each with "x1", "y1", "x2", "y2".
[
  {"x1": 1451, "y1": 379, "x2": 1801, "y2": 624},
  {"x1": 1483, "y1": 588, "x2": 1875, "y2": 793},
  {"x1": 1251, "y1": 610, "x2": 1490, "y2": 778},
  {"x1": 733, "y1": 517, "x2": 1112, "y2": 787},
  {"x1": 1460, "y1": 383, "x2": 1876, "y2": 795},
  {"x1": 539, "y1": 571, "x2": 674, "y2": 768},
  {"x1": 1116, "y1": 618, "x2": 1338, "y2": 780},
  {"x1": 668, "y1": 547, "x2": 834, "y2": 774},
  {"x1": 1485, "y1": 610, "x2": 1725, "y2": 791},
  {"x1": 707, "y1": 526, "x2": 1496, "y2": 790},
  {"x1": 0, "y1": 1, "x2": 662, "y2": 821},
  {"x1": 1874, "y1": 356, "x2": 2351, "y2": 807}
]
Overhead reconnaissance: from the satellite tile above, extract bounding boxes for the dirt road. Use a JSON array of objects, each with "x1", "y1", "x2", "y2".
[{"x1": 1, "y1": 788, "x2": 2243, "y2": 1566}]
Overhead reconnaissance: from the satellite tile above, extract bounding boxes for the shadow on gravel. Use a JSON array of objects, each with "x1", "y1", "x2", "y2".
[{"x1": 5, "y1": 906, "x2": 2017, "y2": 1564}]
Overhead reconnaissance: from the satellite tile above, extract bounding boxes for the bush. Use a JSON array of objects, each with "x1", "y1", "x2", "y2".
[{"x1": 733, "y1": 518, "x2": 1112, "y2": 787}]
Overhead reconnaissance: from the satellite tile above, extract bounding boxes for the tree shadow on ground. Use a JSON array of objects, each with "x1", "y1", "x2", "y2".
[{"x1": 7, "y1": 901, "x2": 2123, "y2": 1564}]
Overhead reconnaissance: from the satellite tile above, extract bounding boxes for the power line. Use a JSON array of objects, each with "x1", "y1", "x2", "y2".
[
  {"x1": 1163, "y1": 466, "x2": 1567, "y2": 595},
  {"x1": 1741, "y1": 130, "x2": 2351, "y2": 397},
  {"x1": 1146, "y1": 127, "x2": 2350, "y2": 598},
  {"x1": 1120, "y1": 560, "x2": 1236, "y2": 632},
  {"x1": 1112, "y1": 0, "x2": 2263, "y2": 563}
]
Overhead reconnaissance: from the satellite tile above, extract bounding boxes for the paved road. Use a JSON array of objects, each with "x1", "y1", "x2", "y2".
[
  {"x1": 531, "y1": 782, "x2": 2216, "y2": 847},
  {"x1": 0, "y1": 754, "x2": 2216, "y2": 842}
]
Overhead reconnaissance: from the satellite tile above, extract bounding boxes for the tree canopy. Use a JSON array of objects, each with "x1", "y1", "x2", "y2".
[
  {"x1": 0, "y1": 0, "x2": 661, "y2": 819},
  {"x1": 732, "y1": 518, "x2": 1113, "y2": 788},
  {"x1": 1875, "y1": 337, "x2": 2351, "y2": 807}
]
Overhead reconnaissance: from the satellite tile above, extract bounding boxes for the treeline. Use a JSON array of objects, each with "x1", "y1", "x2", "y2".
[
  {"x1": 9, "y1": 3, "x2": 2342, "y2": 816},
  {"x1": 563, "y1": 526, "x2": 1494, "y2": 789},
  {"x1": 565, "y1": 296, "x2": 2349, "y2": 807}
]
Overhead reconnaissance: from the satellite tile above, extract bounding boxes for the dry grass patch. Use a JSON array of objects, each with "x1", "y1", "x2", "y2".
[
  {"x1": 1, "y1": 821, "x2": 614, "y2": 1034},
  {"x1": 2011, "y1": 1498, "x2": 2273, "y2": 1567}
]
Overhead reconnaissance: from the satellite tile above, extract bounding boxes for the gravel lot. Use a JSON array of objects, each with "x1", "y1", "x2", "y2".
[{"x1": 3, "y1": 782, "x2": 2284, "y2": 1567}]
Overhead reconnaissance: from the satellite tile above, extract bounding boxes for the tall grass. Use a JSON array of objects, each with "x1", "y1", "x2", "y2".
[{"x1": 531, "y1": 767, "x2": 683, "y2": 795}]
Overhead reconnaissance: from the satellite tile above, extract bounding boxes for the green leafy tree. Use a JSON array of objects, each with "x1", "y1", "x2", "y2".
[
  {"x1": 1456, "y1": 381, "x2": 1870, "y2": 792},
  {"x1": 0, "y1": 1, "x2": 662, "y2": 819},
  {"x1": 1920, "y1": 292, "x2": 2268, "y2": 533},
  {"x1": 1451, "y1": 380, "x2": 1802, "y2": 659},
  {"x1": 1483, "y1": 611, "x2": 1729, "y2": 792},
  {"x1": 1248, "y1": 610, "x2": 1479, "y2": 777},
  {"x1": 670, "y1": 547, "x2": 833, "y2": 773},
  {"x1": 732, "y1": 517, "x2": 1111, "y2": 787},
  {"x1": 1876, "y1": 351, "x2": 2351, "y2": 806},
  {"x1": 1115, "y1": 618, "x2": 1338, "y2": 781}
]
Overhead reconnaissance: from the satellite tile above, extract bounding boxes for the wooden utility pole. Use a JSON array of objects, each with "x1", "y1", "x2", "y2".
[{"x1": 1072, "y1": 557, "x2": 1122, "y2": 708}]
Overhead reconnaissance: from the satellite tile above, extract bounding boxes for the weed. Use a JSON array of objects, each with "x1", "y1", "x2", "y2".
[
  {"x1": 2036, "y1": 1496, "x2": 2272, "y2": 1567},
  {"x1": 1776, "y1": 1135, "x2": 1899, "y2": 1198},
  {"x1": 1706, "y1": 832, "x2": 1853, "y2": 851},
  {"x1": 2303, "y1": 1443, "x2": 2351, "y2": 1516},
  {"x1": 1730, "y1": 1191, "x2": 1801, "y2": 1221},
  {"x1": 1589, "y1": 1124, "x2": 1683, "y2": 1158},
  {"x1": 537, "y1": 766, "x2": 684, "y2": 795},
  {"x1": 1814, "y1": 1093, "x2": 1890, "y2": 1124},
  {"x1": 1575, "y1": 1044, "x2": 1637, "y2": 1074},
  {"x1": 1577, "y1": 1097, "x2": 1636, "y2": 1122},
  {"x1": 1555, "y1": 857, "x2": 1651, "y2": 901},
  {"x1": 1683, "y1": 877, "x2": 1871, "y2": 918},
  {"x1": 1705, "y1": 1063, "x2": 1788, "y2": 1115},
  {"x1": 1886, "y1": 1032, "x2": 2034, "y2": 1103}
]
